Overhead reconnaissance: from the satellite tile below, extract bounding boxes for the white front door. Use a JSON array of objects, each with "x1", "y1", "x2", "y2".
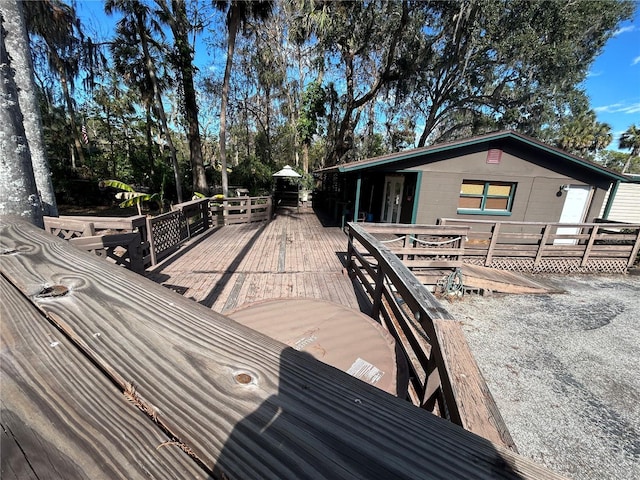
[
  {"x1": 555, "y1": 185, "x2": 592, "y2": 244},
  {"x1": 381, "y1": 176, "x2": 404, "y2": 223}
]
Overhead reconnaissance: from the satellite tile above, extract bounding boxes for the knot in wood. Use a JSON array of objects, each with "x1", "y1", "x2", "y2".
[
  {"x1": 234, "y1": 373, "x2": 253, "y2": 385},
  {"x1": 37, "y1": 285, "x2": 69, "y2": 298}
]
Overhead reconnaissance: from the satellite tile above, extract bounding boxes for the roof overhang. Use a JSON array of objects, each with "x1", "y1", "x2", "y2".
[
  {"x1": 273, "y1": 165, "x2": 302, "y2": 178},
  {"x1": 315, "y1": 131, "x2": 629, "y2": 183}
]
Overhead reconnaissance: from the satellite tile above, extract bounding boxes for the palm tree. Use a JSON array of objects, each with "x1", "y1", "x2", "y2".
[
  {"x1": 214, "y1": 0, "x2": 273, "y2": 197},
  {"x1": 619, "y1": 125, "x2": 640, "y2": 173},
  {"x1": 105, "y1": 0, "x2": 183, "y2": 203},
  {"x1": 23, "y1": 0, "x2": 87, "y2": 169},
  {"x1": 153, "y1": 0, "x2": 208, "y2": 195},
  {"x1": 557, "y1": 110, "x2": 612, "y2": 158},
  {"x1": 3, "y1": 0, "x2": 58, "y2": 216},
  {"x1": 0, "y1": 3, "x2": 43, "y2": 226}
]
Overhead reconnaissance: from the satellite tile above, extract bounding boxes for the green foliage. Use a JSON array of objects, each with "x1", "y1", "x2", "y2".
[
  {"x1": 28, "y1": 0, "x2": 636, "y2": 206},
  {"x1": 297, "y1": 81, "x2": 326, "y2": 144},
  {"x1": 597, "y1": 150, "x2": 639, "y2": 173},
  {"x1": 228, "y1": 155, "x2": 274, "y2": 195},
  {"x1": 555, "y1": 110, "x2": 613, "y2": 158},
  {"x1": 99, "y1": 179, "x2": 163, "y2": 214}
]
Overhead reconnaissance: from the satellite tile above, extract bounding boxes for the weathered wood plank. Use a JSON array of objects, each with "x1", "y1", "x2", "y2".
[
  {"x1": 0, "y1": 276, "x2": 207, "y2": 480},
  {"x1": 0, "y1": 218, "x2": 565, "y2": 479},
  {"x1": 433, "y1": 319, "x2": 516, "y2": 450}
]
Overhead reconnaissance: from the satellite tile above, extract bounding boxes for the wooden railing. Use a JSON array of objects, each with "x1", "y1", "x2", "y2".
[
  {"x1": 2, "y1": 217, "x2": 566, "y2": 479},
  {"x1": 146, "y1": 198, "x2": 211, "y2": 265},
  {"x1": 345, "y1": 222, "x2": 516, "y2": 451},
  {"x1": 44, "y1": 196, "x2": 272, "y2": 270},
  {"x1": 44, "y1": 215, "x2": 149, "y2": 272},
  {"x1": 439, "y1": 218, "x2": 640, "y2": 273},
  {"x1": 210, "y1": 196, "x2": 272, "y2": 226}
]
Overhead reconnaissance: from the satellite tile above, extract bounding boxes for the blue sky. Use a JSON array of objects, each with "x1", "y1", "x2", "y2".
[
  {"x1": 584, "y1": 7, "x2": 640, "y2": 149},
  {"x1": 77, "y1": 1, "x2": 639, "y2": 150}
]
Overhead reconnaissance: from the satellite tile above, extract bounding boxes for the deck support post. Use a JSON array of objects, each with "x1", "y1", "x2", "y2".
[{"x1": 353, "y1": 173, "x2": 362, "y2": 222}]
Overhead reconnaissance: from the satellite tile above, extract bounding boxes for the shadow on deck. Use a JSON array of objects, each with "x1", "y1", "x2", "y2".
[{"x1": 146, "y1": 206, "x2": 363, "y2": 313}]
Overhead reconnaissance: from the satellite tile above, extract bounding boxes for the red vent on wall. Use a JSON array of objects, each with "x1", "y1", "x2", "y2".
[{"x1": 486, "y1": 149, "x2": 502, "y2": 164}]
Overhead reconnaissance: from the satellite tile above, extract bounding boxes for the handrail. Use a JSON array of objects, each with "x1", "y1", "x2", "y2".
[
  {"x1": 2, "y1": 217, "x2": 566, "y2": 479},
  {"x1": 345, "y1": 222, "x2": 516, "y2": 451},
  {"x1": 438, "y1": 218, "x2": 640, "y2": 272},
  {"x1": 210, "y1": 196, "x2": 272, "y2": 226}
]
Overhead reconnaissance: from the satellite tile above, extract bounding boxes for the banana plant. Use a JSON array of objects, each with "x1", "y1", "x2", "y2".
[{"x1": 99, "y1": 180, "x2": 162, "y2": 215}]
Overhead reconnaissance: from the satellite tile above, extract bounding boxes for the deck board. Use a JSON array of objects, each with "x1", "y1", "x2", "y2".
[
  {"x1": 147, "y1": 207, "x2": 359, "y2": 313},
  {"x1": 0, "y1": 276, "x2": 207, "y2": 480},
  {"x1": 0, "y1": 218, "x2": 566, "y2": 479}
]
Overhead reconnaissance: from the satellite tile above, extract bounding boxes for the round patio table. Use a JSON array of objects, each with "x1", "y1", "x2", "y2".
[{"x1": 228, "y1": 298, "x2": 406, "y2": 397}]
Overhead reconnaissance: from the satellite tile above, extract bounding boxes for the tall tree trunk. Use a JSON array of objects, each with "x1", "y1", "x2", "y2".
[
  {"x1": 220, "y1": 10, "x2": 240, "y2": 197},
  {"x1": 168, "y1": 0, "x2": 208, "y2": 194},
  {"x1": 144, "y1": 105, "x2": 155, "y2": 187},
  {"x1": 3, "y1": 0, "x2": 57, "y2": 216},
  {"x1": 0, "y1": 10, "x2": 43, "y2": 226},
  {"x1": 59, "y1": 69, "x2": 86, "y2": 168},
  {"x1": 137, "y1": 12, "x2": 183, "y2": 203}
]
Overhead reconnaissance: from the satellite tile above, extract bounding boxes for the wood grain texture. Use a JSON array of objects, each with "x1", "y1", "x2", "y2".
[
  {"x1": 0, "y1": 276, "x2": 208, "y2": 480},
  {"x1": 433, "y1": 319, "x2": 517, "y2": 451},
  {"x1": 147, "y1": 208, "x2": 360, "y2": 312},
  {"x1": 0, "y1": 218, "x2": 566, "y2": 479}
]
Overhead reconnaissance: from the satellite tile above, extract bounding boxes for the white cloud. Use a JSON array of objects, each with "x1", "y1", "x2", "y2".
[
  {"x1": 632, "y1": 56, "x2": 640, "y2": 66},
  {"x1": 594, "y1": 102, "x2": 640, "y2": 114},
  {"x1": 587, "y1": 70, "x2": 603, "y2": 78},
  {"x1": 614, "y1": 25, "x2": 635, "y2": 36}
]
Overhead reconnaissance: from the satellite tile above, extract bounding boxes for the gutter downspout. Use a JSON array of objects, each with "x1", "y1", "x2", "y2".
[{"x1": 602, "y1": 180, "x2": 620, "y2": 220}]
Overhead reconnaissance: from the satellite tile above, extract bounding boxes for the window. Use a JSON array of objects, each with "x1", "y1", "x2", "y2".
[{"x1": 458, "y1": 180, "x2": 515, "y2": 215}]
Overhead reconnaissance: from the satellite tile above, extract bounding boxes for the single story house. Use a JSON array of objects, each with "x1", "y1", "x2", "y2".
[{"x1": 315, "y1": 131, "x2": 630, "y2": 226}]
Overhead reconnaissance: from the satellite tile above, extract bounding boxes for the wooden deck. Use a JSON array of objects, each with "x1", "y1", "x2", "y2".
[
  {"x1": 146, "y1": 207, "x2": 361, "y2": 313},
  {"x1": 1, "y1": 216, "x2": 566, "y2": 479}
]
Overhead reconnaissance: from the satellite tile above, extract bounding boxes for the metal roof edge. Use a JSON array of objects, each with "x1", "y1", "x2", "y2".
[{"x1": 315, "y1": 130, "x2": 629, "y2": 182}]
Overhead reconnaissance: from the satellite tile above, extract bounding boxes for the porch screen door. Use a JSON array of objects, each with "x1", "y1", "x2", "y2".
[{"x1": 381, "y1": 176, "x2": 404, "y2": 223}]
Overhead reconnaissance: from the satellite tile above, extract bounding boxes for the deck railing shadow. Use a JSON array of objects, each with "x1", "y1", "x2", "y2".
[
  {"x1": 345, "y1": 221, "x2": 516, "y2": 451},
  {"x1": 198, "y1": 222, "x2": 269, "y2": 308}
]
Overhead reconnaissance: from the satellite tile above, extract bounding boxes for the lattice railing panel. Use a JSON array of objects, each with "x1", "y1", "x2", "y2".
[
  {"x1": 150, "y1": 211, "x2": 188, "y2": 258},
  {"x1": 463, "y1": 256, "x2": 629, "y2": 274}
]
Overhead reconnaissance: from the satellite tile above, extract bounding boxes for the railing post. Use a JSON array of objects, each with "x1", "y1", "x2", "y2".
[
  {"x1": 346, "y1": 226, "x2": 354, "y2": 271},
  {"x1": 581, "y1": 225, "x2": 599, "y2": 267},
  {"x1": 202, "y1": 199, "x2": 210, "y2": 231},
  {"x1": 221, "y1": 200, "x2": 227, "y2": 226},
  {"x1": 534, "y1": 224, "x2": 551, "y2": 268},
  {"x1": 628, "y1": 227, "x2": 640, "y2": 269},
  {"x1": 485, "y1": 222, "x2": 501, "y2": 266},
  {"x1": 146, "y1": 215, "x2": 157, "y2": 266},
  {"x1": 370, "y1": 266, "x2": 386, "y2": 321}
]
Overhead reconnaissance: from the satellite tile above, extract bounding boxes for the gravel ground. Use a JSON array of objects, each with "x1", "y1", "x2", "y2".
[{"x1": 444, "y1": 274, "x2": 640, "y2": 480}]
